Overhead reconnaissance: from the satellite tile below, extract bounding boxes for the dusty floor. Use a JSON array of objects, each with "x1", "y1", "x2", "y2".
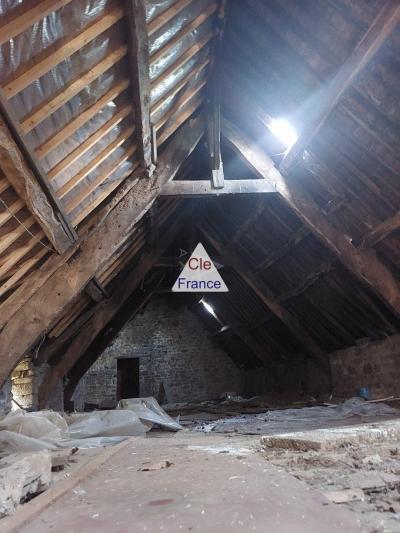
[
  {"x1": 3, "y1": 400, "x2": 400, "y2": 532},
  {"x1": 264, "y1": 434, "x2": 400, "y2": 532},
  {"x1": 3, "y1": 431, "x2": 362, "y2": 533}
]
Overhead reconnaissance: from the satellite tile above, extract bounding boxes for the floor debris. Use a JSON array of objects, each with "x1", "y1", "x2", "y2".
[
  {"x1": 0, "y1": 451, "x2": 51, "y2": 518},
  {"x1": 139, "y1": 459, "x2": 173, "y2": 471}
]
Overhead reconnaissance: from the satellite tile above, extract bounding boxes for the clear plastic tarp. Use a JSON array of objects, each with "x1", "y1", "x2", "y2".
[{"x1": 117, "y1": 397, "x2": 183, "y2": 432}]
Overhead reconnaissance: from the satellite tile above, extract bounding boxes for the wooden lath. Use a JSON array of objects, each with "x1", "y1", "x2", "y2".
[
  {"x1": 222, "y1": 118, "x2": 400, "y2": 316},
  {"x1": 0, "y1": 117, "x2": 204, "y2": 386},
  {"x1": 150, "y1": 3, "x2": 218, "y2": 65},
  {"x1": 3, "y1": 7, "x2": 125, "y2": 99},
  {"x1": 0, "y1": 1, "x2": 137, "y2": 235},
  {"x1": 20, "y1": 45, "x2": 128, "y2": 134},
  {"x1": 280, "y1": 0, "x2": 400, "y2": 174},
  {"x1": 35, "y1": 79, "x2": 130, "y2": 160},
  {"x1": 150, "y1": 31, "x2": 214, "y2": 90},
  {"x1": 47, "y1": 104, "x2": 134, "y2": 181},
  {"x1": 0, "y1": 0, "x2": 74, "y2": 46},
  {"x1": 55, "y1": 125, "x2": 135, "y2": 198},
  {"x1": 147, "y1": 0, "x2": 193, "y2": 37}
]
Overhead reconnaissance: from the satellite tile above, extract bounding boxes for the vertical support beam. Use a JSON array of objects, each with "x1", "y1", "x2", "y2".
[
  {"x1": 280, "y1": 1, "x2": 400, "y2": 174},
  {"x1": 206, "y1": 76, "x2": 224, "y2": 188},
  {"x1": 206, "y1": 0, "x2": 226, "y2": 188},
  {"x1": 124, "y1": 0, "x2": 154, "y2": 174}
]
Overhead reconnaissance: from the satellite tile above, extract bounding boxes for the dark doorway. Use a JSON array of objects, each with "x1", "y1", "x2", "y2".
[{"x1": 117, "y1": 358, "x2": 140, "y2": 400}]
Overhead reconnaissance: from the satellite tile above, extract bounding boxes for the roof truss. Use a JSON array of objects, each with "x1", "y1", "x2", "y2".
[
  {"x1": 0, "y1": 117, "x2": 204, "y2": 386},
  {"x1": 222, "y1": 117, "x2": 400, "y2": 316}
]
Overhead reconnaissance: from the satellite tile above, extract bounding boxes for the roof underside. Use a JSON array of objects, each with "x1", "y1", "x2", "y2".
[{"x1": 0, "y1": 0, "x2": 400, "y2": 400}]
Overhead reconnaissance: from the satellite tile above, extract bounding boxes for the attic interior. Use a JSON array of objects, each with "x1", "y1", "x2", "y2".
[{"x1": 0, "y1": 0, "x2": 400, "y2": 530}]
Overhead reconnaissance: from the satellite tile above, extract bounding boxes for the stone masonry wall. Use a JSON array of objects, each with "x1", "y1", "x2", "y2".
[
  {"x1": 329, "y1": 335, "x2": 400, "y2": 398},
  {"x1": 79, "y1": 296, "x2": 243, "y2": 406},
  {"x1": 11, "y1": 358, "x2": 36, "y2": 409}
]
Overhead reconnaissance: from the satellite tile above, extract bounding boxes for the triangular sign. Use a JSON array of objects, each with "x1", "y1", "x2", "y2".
[{"x1": 172, "y1": 243, "x2": 228, "y2": 292}]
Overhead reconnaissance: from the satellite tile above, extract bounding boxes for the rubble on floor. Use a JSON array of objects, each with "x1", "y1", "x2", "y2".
[
  {"x1": 262, "y1": 433, "x2": 400, "y2": 532},
  {"x1": 166, "y1": 395, "x2": 400, "y2": 531},
  {"x1": 261, "y1": 420, "x2": 400, "y2": 451},
  {"x1": 0, "y1": 451, "x2": 51, "y2": 518},
  {"x1": 0, "y1": 397, "x2": 181, "y2": 518},
  {"x1": 169, "y1": 396, "x2": 399, "y2": 434}
]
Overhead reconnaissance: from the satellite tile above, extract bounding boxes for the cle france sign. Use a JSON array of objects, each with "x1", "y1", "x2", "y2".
[{"x1": 172, "y1": 243, "x2": 229, "y2": 292}]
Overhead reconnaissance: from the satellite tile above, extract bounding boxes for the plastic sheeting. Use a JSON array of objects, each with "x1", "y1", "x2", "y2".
[
  {"x1": 0, "y1": 0, "x2": 134, "y2": 224},
  {"x1": 149, "y1": 0, "x2": 213, "y2": 79},
  {"x1": 0, "y1": 410, "x2": 68, "y2": 441},
  {"x1": 117, "y1": 397, "x2": 183, "y2": 432},
  {"x1": 68, "y1": 409, "x2": 146, "y2": 438},
  {"x1": 195, "y1": 398, "x2": 399, "y2": 434},
  {"x1": 0, "y1": 397, "x2": 181, "y2": 456},
  {"x1": 146, "y1": 0, "x2": 176, "y2": 24},
  {"x1": 0, "y1": 408, "x2": 146, "y2": 455}
]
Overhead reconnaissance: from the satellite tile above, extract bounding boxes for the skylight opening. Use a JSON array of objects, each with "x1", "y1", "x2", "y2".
[
  {"x1": 201, "y1": 299, "x2": 215, "y2": 316},
  {"x1": 269, "y1": 118, "x2": 298, "y2": 149}
]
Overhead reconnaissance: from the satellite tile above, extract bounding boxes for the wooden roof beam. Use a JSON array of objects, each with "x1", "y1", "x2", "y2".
[
  {"x1": 222, "y1": 117, "x2": 400, "y2": 315},
  {"x1": 0, "y1": 103, "x2": 77, "y2": 253},
  {"x1": 226, "y1": 197, "x2": 266, "y2": 250},
  {"x1": 38, "y1": 213, "x2": 186, "y2": 408},
  {"x1": 63, "y1": 288, "x2": 155, "y2": 406},
  {"x1": 0, "y1": 117, "x2": 204, "y2": 387},
  {"x1": 161, "y1": 179, "x2": 276, "y2": 197},
  {"x1": 124, "y1": 0, "x2": 154, "y2": 174},
  {"x1": 200, "y1": 222, "x2": 330, "y2": 375},
  {"x1": 280, "y1": 1, "x2": 400, "y2": 174},
  {"x1": 361, "y1": 211, "x2": 400, "y2": 249}
]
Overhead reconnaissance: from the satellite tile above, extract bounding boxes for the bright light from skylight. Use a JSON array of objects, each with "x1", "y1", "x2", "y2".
[
  {"x1": 201, "y1": 299, "x2": 215, "y2": 316},
  {"x1": 269, "y1": 118, "x2": 298, "y2": 148}
]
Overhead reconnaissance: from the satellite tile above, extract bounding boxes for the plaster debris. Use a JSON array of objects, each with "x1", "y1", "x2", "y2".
[
  {"x1": 139, "y1": 460, "x2": 173, "y2": 471},
  {"x1": 0, "y1": 451, "x2": 51, "y2": 517}
]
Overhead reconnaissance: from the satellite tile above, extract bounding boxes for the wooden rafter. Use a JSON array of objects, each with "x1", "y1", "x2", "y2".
[
  {"x1": 207, "y1": 297, "x2": 280, "y2": 371},
  {"x1": 361, "y1": 211, "x2": 400, "y2": 249},
  {"x1": 38, "y1": 214, "x2": 186, "y2": 407},
  {"x1": 63, "y1": 289, "x2": 155, "y2": 405},
  {"x1": 200, "y1": 222, "x2": 329, "y2": 374},
  {"x1": 280, "y1": 0, "x2": 400, "y2": 174},
  {"x1": 206, "y1": 0, "x2": 225, "y2": 189},
  {"x1": 124, "y1": 0, "x2": 154, "y2": 173},
  {"x1": 222, "y1": 118, "x2": 400, "y2": 315},
  {"x1": 0, "y1": 117, "x2": 204, "y2": 386},
  {"x1": 0, "y1": 106, "x2": 76, "y2": 253},
  {"x1": 225, "y1": 197, "x2": 266, "y2": 249}
]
